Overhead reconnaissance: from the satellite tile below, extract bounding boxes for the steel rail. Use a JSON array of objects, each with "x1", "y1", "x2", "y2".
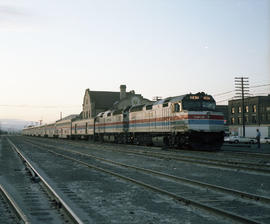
[
  {"x1": 0, "y1": 184, "x2": 30, "y2": 224},
  {"x1": 35, "y1": 138, "x2": 270, "y2": 175},
  {"x1": 7, "y1": 138, "x2": 84, "y2": 224},
  {"x1": 26, "y1": 137, "x2": 270, "y2": 173},
  {"x1": 26, "y1": 140, "x2": 270, "y2": 207},
  {"x1": 137, "y1": 150, "x2": 270, "y2": 170},
  {"x1": 37, "y1": 146, "x2": 261, "y2": 224},
  {"x1": 221, "y1": 149, "x2": 270, "y2": 158},
  {"x1": 179, "y1": 148, "x2": 270, "y2": 161},
  {"x1": 26, "y1": 136, "x2": 270, "y2": 164},
  {"x1": 69, "y1": 139, "x2": 270, "y2": 169}
]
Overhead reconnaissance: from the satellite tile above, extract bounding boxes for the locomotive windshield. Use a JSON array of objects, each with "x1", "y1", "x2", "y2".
[{"x1": 182, "y1": 93, "x2": 216, "y2": 111}]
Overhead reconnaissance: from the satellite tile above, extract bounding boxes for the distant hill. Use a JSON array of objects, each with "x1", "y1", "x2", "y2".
[{"x1": 0, "y1": 119, "x2": 33, "y2": 132}]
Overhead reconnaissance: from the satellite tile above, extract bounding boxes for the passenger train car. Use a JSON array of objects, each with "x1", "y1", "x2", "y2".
[{"x1": 22, "y1": 92, "x2": 225, "y2": 150}]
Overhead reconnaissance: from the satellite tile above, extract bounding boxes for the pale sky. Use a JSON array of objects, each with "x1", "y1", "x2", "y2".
[{"x1": 1, "y1": 0, "x2": 270, "y2": 123}]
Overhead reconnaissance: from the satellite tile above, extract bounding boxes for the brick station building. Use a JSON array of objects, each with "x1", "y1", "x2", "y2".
[
  {"x1": 81, "y1": 85, "x2": 152, "y2": 119},
  {"x1": 228, "y1": 95, "x2": 270, "y2": 137}
]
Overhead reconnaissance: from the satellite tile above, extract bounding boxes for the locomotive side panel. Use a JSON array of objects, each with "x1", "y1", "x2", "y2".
[{"x1": 102, "y1": 111, "x2": 124, "y2": 134}]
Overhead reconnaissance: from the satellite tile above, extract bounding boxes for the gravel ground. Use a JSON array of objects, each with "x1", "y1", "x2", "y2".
[
  {"x1": 0, "y1": 138, "x2": 18, "y2": 224},
  {"x1": 30, "y1": 137, "x2": 270, "y2": 198},
  {"x1": 0, "y1": 137, "x2": 71, "y2": 224},
  {"x1": 9, "y1": 136, "x2": 234, "y2": 224}
]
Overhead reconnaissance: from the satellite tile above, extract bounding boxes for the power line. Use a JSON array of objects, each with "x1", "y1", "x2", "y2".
[
  {"x1": 213, "y1": 83, "x2": 270, "y2": 96},
  {"x1": 216, "y1": 98, "x2": 234, "y2": 104},
  {"x1": 250, "y1": 83, "x2": 270, "y2": 88},
  {"x1": 213, "y1": 90, "x2": 234, "y2": 97},
  {"x1": 250, "y1": 92, "x2": 270, "y2": 95},
  {"x1": 0, "y1": 105, "x2": 81, "y2": 109}
]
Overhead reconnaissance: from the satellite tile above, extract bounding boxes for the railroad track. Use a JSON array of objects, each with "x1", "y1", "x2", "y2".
[
  {"x1": 27, "y1": 137, "x2": 270, "y2": 175},
  {"x1": 6, "y1": 137, "x2": 84, "y2": 224},
  {"x1": 26, "y1": 136, "x2": 270, "y2": 161},
  {"x1": 220, "y1": 149, "x2": 270, "y2": 158},
  {"x1": 20, "y1": 138, "x2": 270, "y2": 224},
  {"x1": 0, "y1": 184, "x2": 29, "y2": 224}
]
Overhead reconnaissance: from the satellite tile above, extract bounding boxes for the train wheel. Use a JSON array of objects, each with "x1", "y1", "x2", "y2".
[{"x1": 163, "y1": 137, "x2": 169, "y2": 146}]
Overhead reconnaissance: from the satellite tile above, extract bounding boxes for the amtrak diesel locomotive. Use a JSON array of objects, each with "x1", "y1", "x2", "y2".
[{"x1": 23, "y1": 92, "x2": 225, "y2": 150}]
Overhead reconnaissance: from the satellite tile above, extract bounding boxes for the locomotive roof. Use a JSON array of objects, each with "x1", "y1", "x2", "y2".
[
  {"x1": 153, "y1": 92, "x2": 214, "y2": 105},
  {"x1": 153, "y1": 95, "x2": 185, "y2": 105}
]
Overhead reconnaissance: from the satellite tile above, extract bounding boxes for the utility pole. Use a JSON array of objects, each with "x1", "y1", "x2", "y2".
[{"x1": 235, "y1": 77, "x2": 249, "y2": 137}]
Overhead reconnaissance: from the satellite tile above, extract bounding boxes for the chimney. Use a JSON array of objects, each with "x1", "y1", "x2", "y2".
[{"x1": 120, "y1": 85, "x2": 126, "y2": 100}]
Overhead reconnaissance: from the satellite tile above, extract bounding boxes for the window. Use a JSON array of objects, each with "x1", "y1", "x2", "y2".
[
  {"x1": 202, "y1": 101, "x2": 215, "y2": 110},
  {"x1": 182, "y1": 100, "x2": 215, "y2": 111},
  {"x1": 130, "y1": 105, "x2": 144, "y2": 112},
  {"x1": 244, "y1": 115, "x2": 248, "y2": 123},
  {"x1": 267, "y1": 113, "x2": 270, "y2": 121},
  {"x1": 245, "y1": 106, "x2": 249, "y2": 113},
  {"x1": 231, "y1": 107, "x2": 235, "y2": 114},
  {"x1": 231, "y1": 117, "x2": 235, "y2": 124},
  {"x1": 174, "y1": 103, "x2": 180, "y2": 112},
  {"x1": 163, "y1": 103, "x2": 168, "y2": 107},
  {"x1": 252, "y1": 105, "x2": 257, "y2": 113},
  {"x1": 252, "y1": 115, "x2": 257, "y2": 124},
  {"x1": 146, "y1": 105, "x2": 153, "y2": 110},
  {"x1": 238, "y1": 107, "x2": 242, "y2": 113},
  {"x1": 238, "y1": 117, "x2": 242, "y2": 124},
  {"x1": 113, "y1": 109, "x2": 123, "y2": 115}
]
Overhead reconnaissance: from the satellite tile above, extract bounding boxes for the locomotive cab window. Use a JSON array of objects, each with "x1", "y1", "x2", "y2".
[
  {"x1": 146, "y1": 105, "x2": 153, "y2": 110},
  {"x1": 113, "y1": 109, "x2": 123, "y2": 115},
  {"x1": 174, "y1": 103, "x2": 181, "y2": 112},
  {"x1": 202, "y1": 101, "x2": 215, "y2": 111},
  {"x1": 183, "y1": 98, "x2": 215, "y2": 111}
]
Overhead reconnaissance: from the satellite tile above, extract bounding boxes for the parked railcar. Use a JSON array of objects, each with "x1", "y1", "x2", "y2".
[
  {"x1": 22, "y1": 126, "x2": 36, "y2": 136},
  {"x1": 46, "y1": 123, "x2": 56, "y2": 138},
  {"x1": 55, "y1": 119, "x2": 72, "y2": 139}
]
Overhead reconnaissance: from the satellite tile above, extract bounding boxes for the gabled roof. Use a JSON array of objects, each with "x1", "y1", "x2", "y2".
[
  {"x1": 89, "y1": 91, "x2": 120, "y2": 109},
  {"x1": 88, "y1": 91, "x2": 137, "y2": 109}
]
